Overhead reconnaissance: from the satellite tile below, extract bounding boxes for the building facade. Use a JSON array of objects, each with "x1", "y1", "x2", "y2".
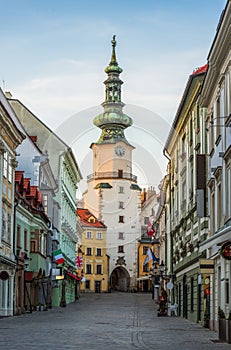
[
  {"x1": 0, "y1": 88, "x2": 24, "y2": 316},
  {"x1": 77, "y1": 208, "x2": 108, "y2": 293},
  {"x1": 199, "y1": 0, "x2": 231, "y2": 332},
  {"x1": 164, "y1": 65, "x2": 209, "y2": 324},
  {"x1": 83, "y1": 36, "x2": 141, "y2": 292},
  {"x1": 8, "y1": 98, "x2": 82, "y2": 307}
]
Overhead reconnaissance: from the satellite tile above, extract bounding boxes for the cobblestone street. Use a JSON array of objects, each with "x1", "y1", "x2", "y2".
[{"x1": 1, "y1": 292, "x2": 230, "y2": 350}]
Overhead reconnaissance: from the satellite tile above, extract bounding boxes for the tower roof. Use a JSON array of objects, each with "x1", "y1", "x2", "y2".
[{"x1": 93, "y1": 35, "x2": 133, "y2": 145}]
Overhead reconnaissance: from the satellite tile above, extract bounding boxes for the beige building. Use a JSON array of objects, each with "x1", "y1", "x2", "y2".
[{"x1": 77, "y1": 208, "x2": 108, "y2": 293}]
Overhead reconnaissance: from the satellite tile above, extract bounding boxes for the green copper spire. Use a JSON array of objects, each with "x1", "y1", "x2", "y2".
[{"x1": 93, "y1": 35, "x2": 133, "y2": 144}]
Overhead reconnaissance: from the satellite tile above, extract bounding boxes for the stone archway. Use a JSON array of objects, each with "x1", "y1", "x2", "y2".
[{"x1": 110, "y1": 266, "x2": 130, "y2": 292}]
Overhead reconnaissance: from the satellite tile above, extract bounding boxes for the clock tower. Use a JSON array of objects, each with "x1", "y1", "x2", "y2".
[{"x1": 83, "y1": 36, "x2": 141, "y2": 292}]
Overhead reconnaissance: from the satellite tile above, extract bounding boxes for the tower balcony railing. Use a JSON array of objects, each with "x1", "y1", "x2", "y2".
[{"x1": 87, "y1": 171, "x2": 137, "y2": 182}]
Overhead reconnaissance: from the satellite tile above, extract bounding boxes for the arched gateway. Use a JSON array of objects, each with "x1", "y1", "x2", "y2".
[{"x1": 110, "y1": 266, "x2": 130, "y2": 292}]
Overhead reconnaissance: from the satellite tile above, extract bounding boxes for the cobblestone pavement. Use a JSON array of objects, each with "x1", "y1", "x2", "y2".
[{"x1": 1, "y1": 292, "x2": 231, "y2": 350}]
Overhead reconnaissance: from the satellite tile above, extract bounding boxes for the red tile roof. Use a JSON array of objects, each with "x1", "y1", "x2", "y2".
[
  {"x1": 77, "y1": 208, "x2": 106, "y2": 228},
  {"x1": 15, "y1": 170, "x2": 24, "y2": 183}
]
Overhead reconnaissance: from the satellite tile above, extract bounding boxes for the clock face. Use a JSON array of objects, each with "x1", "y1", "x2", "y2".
[{"x1": 115, "y1": 145, "x2": 125, "y2": 157}]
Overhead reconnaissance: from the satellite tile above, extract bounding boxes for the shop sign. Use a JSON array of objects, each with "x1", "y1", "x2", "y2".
[
  {"x1": 221, "y1": 241, "x2": 231, "y2": 260},
  {"x1": 199, "y1": 259, "x2": 214, "y2": 274}
]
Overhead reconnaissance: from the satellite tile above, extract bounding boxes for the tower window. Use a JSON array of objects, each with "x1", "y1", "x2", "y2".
[
  {"x1": 118, "y1": 245, "x2": 124, "y2": 253},
  {"x1": 118, "y1": 170, "x2": 123, "y2": 178},
  {"x1": 119, "y1": 186, "x2": 124, "y2": 193},
  {"x1": 119, "y1": 216, "x2": 124, "y2": 223},
  {"x1": 118, "y1": 232, "x2": 124, "y2": 240},
  {"x1": 119, "y1": 201, "x2": 124, "y2": 209},
  {"x1": 144, "y1": 217, "x2": 149, "y2": 225}
]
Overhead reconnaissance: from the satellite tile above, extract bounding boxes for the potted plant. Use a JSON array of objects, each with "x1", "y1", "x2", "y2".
[{"x1": 218, "y1": 307, "x2": 226, "y2": 342}]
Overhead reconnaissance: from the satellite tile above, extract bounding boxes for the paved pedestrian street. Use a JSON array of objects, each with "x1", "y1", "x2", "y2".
[{"x1": 1, "y1": 292, "x2": 230, "y2": 350}]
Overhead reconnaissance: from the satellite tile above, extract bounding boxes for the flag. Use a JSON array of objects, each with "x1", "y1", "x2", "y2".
[
  {"x1": 146, "y1": 219, "x2": 155, "y2": 237},
  {"x1": 53, "y1": 249, "x2": 65, "y2": 265},
  {"x1": 143, "y1": 248, "x2": 153, "y2": 265},
  {"x1": 76, "y1": 255, "x2": 83, "y2": 268},
  {"x1": 143, "y1": 248, "x2": 159, "y2": 265}
]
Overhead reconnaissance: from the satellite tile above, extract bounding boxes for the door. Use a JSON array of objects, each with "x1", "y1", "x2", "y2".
[{"x1": 95, "y1": 281, "x2": 101, "y2": 293}]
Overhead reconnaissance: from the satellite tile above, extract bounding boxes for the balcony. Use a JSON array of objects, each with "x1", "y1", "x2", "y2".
[{"x1": 87, "y1": 171, "x2": 137, "y2": 182}]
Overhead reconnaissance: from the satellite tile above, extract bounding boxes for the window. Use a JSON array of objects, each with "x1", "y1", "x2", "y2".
[
  {"x1": 118, "y1": 169, "x2": 123, "y2": 178},
  {"x1": 190, "y1": 277, "x2": 194, "y2": 312},
  {"x1": 143, "y1": 264, "x2": 148, "y2": 272},
  {"x1": 96, "y1": 265, "x2": 102, "y2": 274},
  {"x1": 86, "y1": 264, "x2": 92, "y2": 274},
  {"x1": 86, "y1": 248, "x2": 92, "y2": 256},
  {"x1": 119, "y1": 186, "x2": 124, "y2": 193},
  {"x1": 119, "y1": 201, "x2": 124, "y2": 209},
  {"x1": 8, "y1": 156, "x2": 12, "y2": 183},
  {"x1": 143, "y1": 246, "x2": 149, "y2": 255},
  {"x1": 96, "y1": 232, "x2": 102, "y2": 239},
  {"x1": 3, "y1": 152, "x2": 12, "y2": 182},
  {"x1": 3, "y1": 151, "x2": 7, "y2": 178},
  {"x1": 118, "y1": 232, "x2": 124, "y2": 240},
  {"x1": 24, "y1": 230, "x2": 28, "y2": 251},
  {"x1": 226, "y1": 280, "x2": 229, "y2": 304},
  {"x1": 86, "y1": 231, "x2": 92, "y2": 239},
  {"x1": 119, "y1": 216, "x2": 124, "y2": 223},
  {"x1": 144, "y1": 217, "x2": 149, "y2": 225},
  {"x1": 118, "y1": 245, "x2": 124, "y2": 253},
  {"x1": 43, "y1": 194, "x2": 48, "y2": 215},
  {"x1": 17, "y1": 225, "x2": 21, "y2": 248},
  {"x1": 86, "y1": 280, "x2": 90, "y2": 289},
  {"x1": 216, "y1": 96, "x2": 221, "y2": 141},
  {"x1": 7, "y1": 213, "x2": 11, "y2": 242},
  {"x1": 30, "y1": 240, "x2": 36, "y2": 252},
  {"x1": 96, "y1": 248, "x2": 102, "y2": 256}
]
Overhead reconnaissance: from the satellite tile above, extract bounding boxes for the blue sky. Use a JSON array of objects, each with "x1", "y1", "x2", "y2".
[{"x1": 0, "y1": 0, "x2": 227, "y2": 192}]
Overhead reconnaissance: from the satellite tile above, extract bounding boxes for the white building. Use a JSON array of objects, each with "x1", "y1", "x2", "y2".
[
  {"x1": 83, "y1": 36, "x2": 141, "y2": 291},
  {"x1": 199, "y1": 1, "x2": 231, "y2": 332}
]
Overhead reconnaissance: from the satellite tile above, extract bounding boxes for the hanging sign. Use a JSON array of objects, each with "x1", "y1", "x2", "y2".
[{"x1": 220, "y1": 241, "x2": 231, "y2": 260}]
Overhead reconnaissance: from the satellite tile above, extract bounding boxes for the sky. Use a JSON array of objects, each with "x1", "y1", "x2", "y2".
[{"x1": 0, "y1": 0, "x2": 227, "y2": 196}]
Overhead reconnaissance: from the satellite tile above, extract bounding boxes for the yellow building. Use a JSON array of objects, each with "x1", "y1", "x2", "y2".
[
  {"x1": 77, "y1": 208, "x2": 108, "y2": 293},
  {"x1": 137, "y1": 239, "x2": 159, "y2": 292}
]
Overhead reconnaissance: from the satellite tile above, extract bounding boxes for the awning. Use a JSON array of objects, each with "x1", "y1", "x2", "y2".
[{"x1": 66, "y1": 271, "x2": 81, "y2": 281}]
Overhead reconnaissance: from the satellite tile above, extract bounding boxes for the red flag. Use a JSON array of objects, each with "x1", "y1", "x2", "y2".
[{"x1": 146, "y1": 219, "x2": 155, "y2": 237}]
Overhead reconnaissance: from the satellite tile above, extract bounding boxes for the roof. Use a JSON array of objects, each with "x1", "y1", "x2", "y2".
[{"x1": 77, "y1": 208, "x2": 107, "y2": 229}]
